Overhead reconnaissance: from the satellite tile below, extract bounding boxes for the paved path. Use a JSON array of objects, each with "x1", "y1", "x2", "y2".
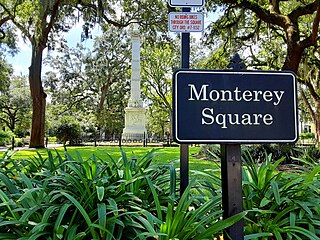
[{"x1": 0, "y1": 144, "x2": 64, "y2": 152}]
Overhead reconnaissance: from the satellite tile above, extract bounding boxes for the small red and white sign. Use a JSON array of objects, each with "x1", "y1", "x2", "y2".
[{"x1": 169, "y1": 12, "x2": 204, "y2": 32}]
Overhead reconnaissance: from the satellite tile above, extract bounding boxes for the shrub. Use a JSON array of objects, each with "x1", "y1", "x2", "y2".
[
  {"x1": 199, "y1": 144, "x2": 221, "y2": 160},
  {"x1": 47, "y1": 136, "x2": 57, "y2": 143},
  {"x1": 299, "y1": 132, "x2": 315, "y2": 140},
  {"x1": 241, "y1": 144, "x2": 301, "y2": 164},
  {"x1": 0, "y1": 130, "x2": 13, "y2": 146},
  {"x1": 0, "y1": 148, "x2": 243, "y2": 239},
  {"x1": 242, "y1": 150, "x2": 320, "y2": 239},
  {"x1": 54, "y1": 117, "x2": 82, "y2": 145},
  {"x1": 14, "y1": 137, "x2": 25, "y2": 147}
]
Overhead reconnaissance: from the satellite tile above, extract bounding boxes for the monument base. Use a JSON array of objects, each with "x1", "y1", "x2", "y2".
[{"x1": 122, "y1": 107, "x2": 147, "y2": 140}]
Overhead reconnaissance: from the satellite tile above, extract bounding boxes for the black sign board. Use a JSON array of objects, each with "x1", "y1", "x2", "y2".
[{"x1": 173, "y1": 69, "x2": 298, "y2": 143}]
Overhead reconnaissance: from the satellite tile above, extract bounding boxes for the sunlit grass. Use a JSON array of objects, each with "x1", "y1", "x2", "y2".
[{"x1": 11, "y1": 145, "x2": 219, "y2": 172}]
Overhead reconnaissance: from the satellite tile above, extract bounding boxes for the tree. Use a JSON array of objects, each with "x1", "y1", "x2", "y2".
[
  {"x1": 141, "y1": 43, "x2": 179, "y2": 137},
  {"x1": 299, "y1": 48, "x2": 320, "y2": 141},
  {"x1": 85, "y1": 25, "x2": 131, "y2": 121},
  {"x1": 205, "y1": 0, "x2": 320, "y2": 141},
  {"x1": 1, "y1": 0, "x2": 168, "y2": 148},
  {"x1": 0, "y1": 74, "x2": 31, "y2": 135},
  {"x1": 44, "y1": 25, "x2": 131, "y2": 138},
  {"x1": 205, "y1": 0, "x2": 320, "y2": 72},
  {"x1": 0, "y1": 55, "x2": 11, "y2": 94}
]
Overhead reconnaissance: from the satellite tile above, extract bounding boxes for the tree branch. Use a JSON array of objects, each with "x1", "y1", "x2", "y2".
[
  {"x1": 300, "y1": 88, "x2": 315, "y2": 119},
  {"x1": 76, "y1": 1, "x2": 129, "y2": 27},
  {"x1": 299, "y1": 3, "x2": 320, "y2": 49},
  {"x1": 305, "y1": 78, "x2": 320, "y2": 103},
  {"x1": 288, "y1": 0, "x2": 320, "y2": 21},
  {"x1": 0, "y1": 15, "x2": 13, "y2": 27},
  {"x1": 223, "y1": 0, "x2": 287, "y2": 27},
  {"x1": 42, "y1": 0, "x2": 62, "y2": 46}
]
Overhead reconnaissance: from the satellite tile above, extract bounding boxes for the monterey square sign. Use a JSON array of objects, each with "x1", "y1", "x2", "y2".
[{"x1": 173, "y1": 70, "x2": 298, "y2": 143}]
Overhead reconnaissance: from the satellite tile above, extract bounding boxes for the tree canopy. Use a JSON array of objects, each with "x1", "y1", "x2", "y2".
[
  {"x1": 205, "y1": 0, "x2": 320, "y2": 72},
  {"x1": 44, "y1": 25, "x2": 131, "y2": 138},
  {"x1": 1, "y1": 0, "x2": 168, "y2": 147}
]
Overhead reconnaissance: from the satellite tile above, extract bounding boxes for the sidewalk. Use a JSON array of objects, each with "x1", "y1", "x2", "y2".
[{"x1": 0, "y1": 144, "x2": 64, "y2": 152}]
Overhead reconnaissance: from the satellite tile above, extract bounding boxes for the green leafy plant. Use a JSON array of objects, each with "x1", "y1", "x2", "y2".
[
  {"x1": 299, "y1": 132, "x2": 315, "y2": 140},
  {"x1": 242, "y1": 150, "x2": 320, "y2": 239},
  {"x1": 54, "y1": 116, "x2": 82, "y2": 146},
  {"x1": 0, "y1": 148, "x2": 243, "y2": 239},
  {"x1": 0, "y1": 130, "x2": 13, "y2": 146}
]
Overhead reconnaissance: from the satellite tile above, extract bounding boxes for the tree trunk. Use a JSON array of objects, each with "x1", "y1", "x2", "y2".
[
  {"x1": 282, "y1": 42, "x2": 303, "y2": 73},
  {"x1": 313, "y1": 105, "x2": 320, "y2": 144},
  {"x1": 98, "y1": 83, "x2": 109, "y2": 114},
  {"x1": 29, "y1": 44, "x2": 46, "y2": 148}
]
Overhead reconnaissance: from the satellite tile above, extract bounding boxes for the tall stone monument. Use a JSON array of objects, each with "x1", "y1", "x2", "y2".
[{"x1": 122, "y1": 24, "x2": 147, "y2": 140}]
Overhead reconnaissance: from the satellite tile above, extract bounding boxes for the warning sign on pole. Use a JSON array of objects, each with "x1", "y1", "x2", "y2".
[{"x1": 168, "y1": 12, "x2": 204, "y2": 32}]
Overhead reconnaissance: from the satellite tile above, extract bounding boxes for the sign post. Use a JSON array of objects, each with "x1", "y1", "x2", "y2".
[
  {"x1": 180, "y1": 7, "x2": 191, "y2": 197},
  {"x1": 168, "y1": 0, "x2": 205, "y2": 197},
  {"x1": 221, "y1": 54, "x2": 245, "y2": 240}
]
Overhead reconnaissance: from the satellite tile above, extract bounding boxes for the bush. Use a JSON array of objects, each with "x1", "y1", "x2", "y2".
[
  {"x1": 242, "y1": 150, "x2": 320, "y2": 239},
  {"x1": 299, "y1": 132, "x2": 315, "y2": 140},
  {"x1": 0, "y1": 130, "x2": 13, "y2": 146},
  {"x1": 14, "y1": 137, "x2": 25, "y2": 147},
  {"x1": 199, "y1": 144, "x2": 221, "y2": 160},
  {"x1": 54, "y1": 117, "x2": 82, "y2": 145},
  {"x1": 0, "y1": 148, "x2": 243, "y2": 239},
  {"x1": 47, "y1": 136, "x2": 57, "y2": 143}
]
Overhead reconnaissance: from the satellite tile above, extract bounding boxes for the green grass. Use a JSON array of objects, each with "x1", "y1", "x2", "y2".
[{"x1": 10, "y1": 146, "x2": 219, "y2": 172}]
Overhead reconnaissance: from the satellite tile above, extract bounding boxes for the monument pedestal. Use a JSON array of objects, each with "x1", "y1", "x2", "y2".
[
  {"x1": 122, "y1": 107, "x2": 147, "y2": 140},
  {"x1": 122, "y1": 24, "x2": 147, "y2": 141}
]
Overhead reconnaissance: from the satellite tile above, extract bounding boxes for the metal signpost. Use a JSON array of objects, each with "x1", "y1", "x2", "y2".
[
  {"x1": 168, "y1": 0, "x2": 205, "y2": 198},
  {"x1": 179, "y1": 7, "x2": 191, "y2": 197}
]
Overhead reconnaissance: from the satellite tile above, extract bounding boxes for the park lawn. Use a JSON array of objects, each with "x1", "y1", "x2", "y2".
[{"x1": 11, "y1": 146, "x2": 219, "y2": 172}]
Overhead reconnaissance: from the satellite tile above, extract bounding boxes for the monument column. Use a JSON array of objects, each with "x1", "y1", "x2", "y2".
[{"x1": 122, "y1": 24, "x2": 147, "y2": 140}]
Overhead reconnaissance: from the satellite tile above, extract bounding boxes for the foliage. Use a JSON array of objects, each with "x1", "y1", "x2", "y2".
[
  {"x1": 14, "y1": 137, "x2": 25, "y2": 147},
  {"x1": 3, "y1": 146, "x2": 320, "y2": 238},
  {"x1": 54, "y1": 116, "x2": 82, "y2": 146},
  {"x1": 0, "y1": 148, "x2": 243, "y2": 239},
  {"x1": 201, "y1": 144, "x2": 320, "y2": 165},
  {"x1": 202, "y1": 145, "x2": 320, "y2": 239},
  {"x1": 242, "y1": 151, "x2": 320, "y2": 239},
  {"x1": 0, "y1": 130, "x2": 12, "y2": 146},
  {"x1": 300, "y1": 132, "x2": 315, "y2": 140},
  {"x1": 0, "y1": 54, "x2": 11, "y2": 94},
  {"x1": 199, "y1": 144, "x2": 221, "y2": 159},
  {"x1": 242, "y1": 144, "x2": 300, "y2": 164},
  {"x1": 298, "y1": 46, "x2": 320, "y2": 142},
  {"x1": 44, "y1": 25, "x2": 130, "y2": 138},
  {"x1": 205, "y1": 0, "x2": 319, "y2": 71},
  {"x1": 141, "y1": 42, "x2": 179, "y2": 137},
  {"x1": 0, "y1": 74, "x2": 32, "y2": 135}
]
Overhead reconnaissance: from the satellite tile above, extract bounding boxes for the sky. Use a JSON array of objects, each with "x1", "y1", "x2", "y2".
[{"x1": 5, "y1": 22, "x2": 101, "y2": 75}]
